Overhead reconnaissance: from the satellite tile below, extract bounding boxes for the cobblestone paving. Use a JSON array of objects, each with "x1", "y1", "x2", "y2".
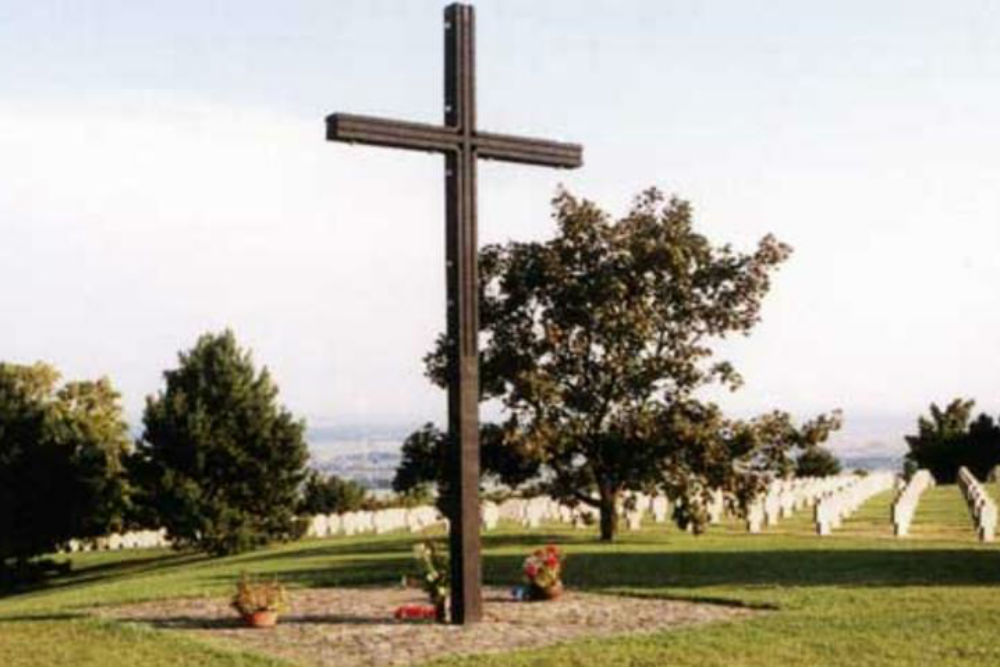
[{"x1": 101, "y1": 586, "x2": 757, "y2": 666}]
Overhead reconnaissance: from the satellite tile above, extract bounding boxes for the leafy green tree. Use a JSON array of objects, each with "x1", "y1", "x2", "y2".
[
  {"x1": 132, "y1": 331, "x2": 309, "y2": 556},
  {"x1": 393, "y1": 422, "x2": 540, "y2": 514},
  {"x1": 0, "y1": 363, "x2": 130, "y2": 574},
  {"x1": 904, "y1": 399, "x2": 1000, "y2": 483},
  {"x1": 300, "y1": 471, "x2": 367, "y2": 514},
  {"x1": 795, "y1": 445, "x2": 843, "y2": 478},
  {"x1": 419, "y1": 188, "x2": 838, "y2": 540},
  {"x1": 654, "y1": 405, "x2": 841, "y2": 532},
  {"x1": 393, "y1": 424, "x2": 443, "y2": 498}
]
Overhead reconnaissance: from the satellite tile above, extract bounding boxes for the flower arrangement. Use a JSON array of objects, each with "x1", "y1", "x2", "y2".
[
  {"x1": 231, "y1": 573, "x2": 288, "y2": 627},
  {"x1": 523, "y1": 544, "x2": 565, "y2": 600},
  {"x1": 413, "y1": 541, "x2": 450, "y2": 622}
]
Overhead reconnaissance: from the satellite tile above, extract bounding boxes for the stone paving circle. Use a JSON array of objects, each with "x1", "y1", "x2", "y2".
[{"x1": 99, "y1": 586, "x2": 758, "y2": 666}]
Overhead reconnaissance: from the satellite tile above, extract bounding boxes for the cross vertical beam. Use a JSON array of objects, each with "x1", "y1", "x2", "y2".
[
  {"x1": 443, "y1": 2, "x2": 481, "y2": 625},
  {"x1": 324, "y1": 1, "x2": 582, "y2": 626}
]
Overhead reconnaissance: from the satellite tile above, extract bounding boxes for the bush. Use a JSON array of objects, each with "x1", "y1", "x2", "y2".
[
  {"x1": 299, "y1": 471, "x2": 368, "y2": 515},
  {"x1": 131, "y1": 331, "x2": 309, "y2": 556}
]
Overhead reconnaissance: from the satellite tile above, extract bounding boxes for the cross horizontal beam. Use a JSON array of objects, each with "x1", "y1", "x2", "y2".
[
  {"x1": 477, "y1": 131, "x2": 582, "y2": 168},
  {"x1": 326, "y1": 113, "x2": 456, "y2": 153},
  {"x1": 326, "y1": 113, "x2": 582, "y2": 169}
]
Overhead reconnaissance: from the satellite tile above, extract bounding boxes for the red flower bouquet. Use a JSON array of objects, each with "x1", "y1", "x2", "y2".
[{"x1": 522, "y1": 544, "x2": 565, "y2": 600}]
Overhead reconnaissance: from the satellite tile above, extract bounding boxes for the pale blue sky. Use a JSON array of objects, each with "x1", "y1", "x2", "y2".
[{"x1": 2, "y1": 1, "x2": 999, "y2": 453}]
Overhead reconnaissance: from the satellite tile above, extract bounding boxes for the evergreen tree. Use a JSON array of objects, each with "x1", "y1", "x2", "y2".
[{"x1": 133, "y1": 331, "x2": 308, "y2": 555}]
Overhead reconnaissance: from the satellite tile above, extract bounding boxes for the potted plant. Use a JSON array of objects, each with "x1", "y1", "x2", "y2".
[
  {"x1": 523, "y1": 544, "x2": 565, "y2": 600},
  {"x1": 413, "y1": 541, "x2": 450, "y2": 622},
  {"x1": 231, "y1": 573, "x2": 288, "y2": 628}
]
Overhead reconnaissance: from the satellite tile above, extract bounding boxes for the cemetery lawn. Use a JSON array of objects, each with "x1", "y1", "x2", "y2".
[{"x1": 2, "y1": 484, "x2": 1000, "y2": 667}]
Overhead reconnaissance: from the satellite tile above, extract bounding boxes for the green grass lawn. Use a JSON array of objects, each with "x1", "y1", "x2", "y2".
[{"x1": 2, "y1": 485, "x2": 999, "y2": 666}]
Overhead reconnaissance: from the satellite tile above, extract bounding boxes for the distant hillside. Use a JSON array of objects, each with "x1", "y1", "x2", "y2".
[
  {"x1": 312, "y1": 449, "x2": 401, "y2": 490},
  {"x1": 300, "y1": 410, "x2": 916, "y2": 488},
  {"x1": 304, "y1": 423, "x2": 907, "y2": 490},
  {"x1": 841, "y1": 453, "x2": 903, "y2": 472}
]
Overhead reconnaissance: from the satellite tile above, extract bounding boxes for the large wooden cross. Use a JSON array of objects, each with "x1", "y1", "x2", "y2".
[{"x1": 325, "y1": 3, "x2": 582, "y2": 624}]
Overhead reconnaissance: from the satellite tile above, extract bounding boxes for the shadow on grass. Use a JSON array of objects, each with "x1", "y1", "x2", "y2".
[
  {"x1": 1, "y1": 552, "x2": 203, "y2": 601},
  {"x1": 59, "y1": 552, "x2": 202, "y2": 582},
  {"x1": 231, "y1": 531, "x2": 581, "y2": 567},
  {"x1": 0, "y1": 612, "x2": 88, "y2": 622},
  {"x1": 230, "y1": 538, "x2": 419, "y2": 564},
  {"x1": 135, "y1": 615, "x2": 244, "y2": 630},
  {"x1": 139, "y1": 613, "x2": 391, "y2": 629},
  {"x1": 553, "y1": 549, "x2": 1000, "y2": 589},
  {"x1": 212, "y1": 547, "x2": 1000, "y2": 594},
  {"x1": 14, "y1": 532, "x2": 998, "y2": 612},
  {"x1": 482, "y1": 533, "x2": 588, "y2": 550},
  {"x1": 205, "y1": 560, "x2": 412, "y2": 589},
  {"x1": 210, "y1": 534, "x2": 592, "y2": 589}
]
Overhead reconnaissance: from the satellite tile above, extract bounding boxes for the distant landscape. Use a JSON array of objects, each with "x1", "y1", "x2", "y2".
[
  {"x1": 305, "y1": 412, "x2": 912, "y2": 489},
  {"x1": 121, "y1": 412, "x2": 911, "y2": 489}
]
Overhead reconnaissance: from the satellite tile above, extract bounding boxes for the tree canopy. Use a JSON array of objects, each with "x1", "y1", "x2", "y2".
[
  {"x1": 0, "y1": 362, "x2": 130, "y2": 574},
  {"x1": 300, "y1": 471, "x2": 368, "y2": 515},
  {"x1": 795, "y1": 445, "x2": 843, "y2": 478},
  {"x1": 131, "y1": 331, "x2": 309, "y2": 556},
  {"x1": 410, "y1": 188, "x2": 840, "y2": 539},
  {"x1": 904, "y1": 399, "x2": 1000, "y2": 483},
  {"x1": 393, "y1": 422, "x2": 541, "y2": 514}
]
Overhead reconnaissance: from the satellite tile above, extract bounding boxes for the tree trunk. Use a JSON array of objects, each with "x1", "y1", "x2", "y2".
[{"x1": 598, "y1": 486, "x2": 619, "y2": 542}]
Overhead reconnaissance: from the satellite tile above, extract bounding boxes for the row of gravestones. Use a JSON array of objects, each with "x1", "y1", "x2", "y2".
[
  {"x1": 490, "y1": 492, "x2": 714, "y2": 532},
  {"x1": 61, "y1": 475, "x2": 867, "y2": 552},
  {"x1": 957, "y1": 466, "x2": 997, "y2": 542},
  {"x1": 316, "y1": 478, "x2": 892, "y2": 540},
  {"x1": 307, "y1": 494, "x2": 686, "y2": 541},
  {"x1": 60, "y1": 494, "x2": 678, "y2": 553},
  {"x1": 64, "y1": 529, "x2": 169, "y2": 553},
  {"x1": 314, "y1": 494, "x2": 694, "y2": 538},
  {"x1": 891, "y1": 469, "x2": 934, "y2": 537},
  {"x1": 62, "y1": 473, "x2": 1000, "y2": 551},
  {"x1": 306, "y1": 505, "x2": 445, "y2": 538},
  {"x1": 622, "y1": 490, "x2": 726, "y2": 530},
  {"x1": 745, "y1": 475, "x2": 859, "y2": 533},
  {"x1": 814, "y1": 471, "x2": 896, "y2": 536},
  {"x1": 62, "y1": 508, "x2": 448, "y2": 552}
]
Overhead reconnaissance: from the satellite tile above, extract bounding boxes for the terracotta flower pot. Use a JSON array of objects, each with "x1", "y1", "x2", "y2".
[
  {"x1": 530, "y1": 580, "x2": 564, "y2": 601},
  {"x1": 243, "y1": 610, "x2": 279, "y2": 628}
]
